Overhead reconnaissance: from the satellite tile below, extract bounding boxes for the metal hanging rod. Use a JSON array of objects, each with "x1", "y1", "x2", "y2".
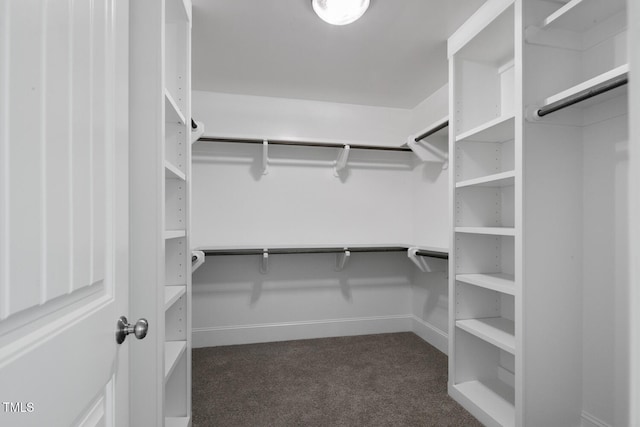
[
  {"x1": 198, "y1": 136, "x2": 412, "y2": 152},
  {"x1": 197, "y1": 246, "x2": 448, "y2": 259},
  {"x1": 537, "y1": 75, "x2": 628, "y2": 117},
  {"x1": 414, "y1": 249, "x2": 448, "y2": 260},
  {"x1": 414, "y1": 120, "x2": 449, "y2": 142}
]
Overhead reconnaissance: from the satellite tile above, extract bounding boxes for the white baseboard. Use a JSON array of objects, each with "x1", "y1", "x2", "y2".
[
  {"x1": 193, "y1": 315, "x2": 413, "y2": 348},
  {"x1": 581, "y1": 411, "x2": 612, "y2": 427},
  {"x1": 411, "y1": 315, "x2": 448, "y2": 354}
]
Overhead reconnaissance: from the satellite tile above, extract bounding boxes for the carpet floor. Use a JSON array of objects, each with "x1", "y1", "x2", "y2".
[{"x1": 192, "y1": 332, "x2": 482, "y2": 427}]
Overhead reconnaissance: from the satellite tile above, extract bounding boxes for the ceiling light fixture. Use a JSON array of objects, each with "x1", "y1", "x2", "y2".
[{"x1": 312, "y1": 0, "x2": 370, "y2": 26}]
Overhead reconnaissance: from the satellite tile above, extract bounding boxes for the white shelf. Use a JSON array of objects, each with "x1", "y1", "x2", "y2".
[
  {"x1": 164, "y1": 341, "x2": 187, "y2": 381},
  {"x1": 453, "y1": 379, "x2": 515, "y2": 427},
  {"x1": 539, "y1": 64, "x2": 629, "y2": 112},
  {"x1": 165, "y1": 89, "x2": 186, "y2": 125},
  {"x1": 457, "y1": 317, "x2": 516, "y2": 354},
  {"x1": 456, "y1": 115, "x2": 515, "y2": 143},
  {"x1": 165, "y1": 285, "x2": 186, "y2": 310},
  {"x1": 166, "y1": 0, "x2": 191, "y2": 23},
  {"x1": 542, "y1": 0, "x2": 626, "y2": 32},
  {"x1": 165, "y1": 416, "x2": 190, "y2": 427},
  {"x1": 456, "y1": 273, "x2": 516, "y2": 295},
  {"x1": 456, "y1": 171, "x2": 515, "y2": 188},
  {"x1": 165, "y1": 161, "x2": 186, "y2": 181},
  {"x1": 455, "y1": 227, "x2": 516, "y2": 236},
  {"x1": 165, "y1": 230, "x2": 186, "y2": 240}
]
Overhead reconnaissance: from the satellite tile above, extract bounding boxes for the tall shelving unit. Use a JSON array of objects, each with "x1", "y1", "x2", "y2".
[
  {"x1": 164, "y1": 1, "x2": 192, "y2": 425},
  {"x1": 449, "y1": 0, "x2": 629, "y2": 425},
  {"x1": 448, "y1": 1, "x2": 518, "y2": 426},
  {"x1": 131, "y1": 0, "x2": 192, "y2": 425}
]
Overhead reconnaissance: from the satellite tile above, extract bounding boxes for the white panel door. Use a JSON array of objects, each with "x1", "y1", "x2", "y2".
[{"x1": 0, "y1": 0, "x2": 130, "y2": 426}]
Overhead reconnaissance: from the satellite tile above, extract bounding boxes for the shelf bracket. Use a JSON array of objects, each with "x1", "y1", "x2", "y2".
[
  {"x1": 191, "y1": 250, "x2": 205, "y2": 273},
  {"x1": 262, "y1": 140, "x2": 269, "y2": 175},
  {"x1": 191, "y1": 120, "x2": 205, "y2": 144},
  {"x1": 407, "y1": 247, "x2": 446, "y2": 273},
  {"x1": 334, "y1": 145, "x2": 350, "y2": 177},
  {"x1": 407, "y1": 136, "x2": 448, "y2": 170},
  {"x1": 335, "y1": 249, "x2": 351, "y2": 271},
  {"x1": 259, "y1": 249, "x2": 269, "y2": 274}
]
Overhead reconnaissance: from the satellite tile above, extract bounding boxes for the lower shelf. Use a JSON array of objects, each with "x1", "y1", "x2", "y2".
[
  {"x1": 165, "y1": 416, "x2": 190, "y2": 427},
  {"x1": 456, "y1": 317, "x2": 515, "y2": 354},
  {"x1": 452, "y1": 379, "x2": 515, "y2": 427}
]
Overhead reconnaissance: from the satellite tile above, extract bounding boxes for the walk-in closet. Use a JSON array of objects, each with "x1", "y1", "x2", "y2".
[{"x1": 0, "y1": 0, "x2": 638, "y2": 426}]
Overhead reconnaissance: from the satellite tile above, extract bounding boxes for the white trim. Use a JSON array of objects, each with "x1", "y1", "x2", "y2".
[
  {"x1": 411, "y1": 315, "x2": 448, "y2": 355},
  {"x1": 581, "y1": 411, "x2": 612, "y2": 427},
  {"x1": 193, "y1": 315, "x2": 413, "y2": 348}
]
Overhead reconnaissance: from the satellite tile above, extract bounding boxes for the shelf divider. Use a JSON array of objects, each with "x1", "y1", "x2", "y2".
[
  {"x1": 165, "y1": 89, "x2": 186, "y2": 125},
  {"x1": 165, "y1": 161, "x2": 186, "y2": 181},
  {"x1": 165, "y1": 230, "x2": 186, "y2": 240},
  {"x1": 456, "y1": 115, "x2": 515, "y2": 143},
  {"x1": 456, "y1": 273, "x2": 516, "y2": 295},
  {"x1": 164, "y1": 341, "x2": 187, "y2": 381},
  {"x1": 165, "y1": 285, "x2": 186, "y2": 310},
  {"x1": 456, "y1": 317, "x2": 516, "y2": 354},
  {"x1": 456, "y1": 171, "x2": 515, "y2": 188},
  {"x1": 455, "y1": 227, "x2": 516, "y2": 236}
]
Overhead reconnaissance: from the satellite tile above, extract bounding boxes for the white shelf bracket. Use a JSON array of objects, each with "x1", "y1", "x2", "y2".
[
  {"x1": 335, "y1": 249, "x2": 351, "y2": 271},
  {"x1": 191, "y1": 120, "x2": 205, "y2": 144},
  {"x1": 407, "y1": 247, "x2": 447, "y2": 273},
  {"x1": 262, "y1": 140, "x2": 269, "y2": 175},
  {"x1": 191, "y1": 250, "x2": 205, "y2": 273},
  {"x1": 407, "y1": 136, "x2": 449, "y2": 170},
  {"x1": 334, "y1": 145, "x2": 350, "y2": 177},
  {"x1": 260, "y1": 249, "x2": 269, "y2": 274}
]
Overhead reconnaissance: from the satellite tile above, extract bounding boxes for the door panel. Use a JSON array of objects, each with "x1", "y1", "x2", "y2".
[{"x1": 0, "y1": 0, "x2": 129, "y2": 425}]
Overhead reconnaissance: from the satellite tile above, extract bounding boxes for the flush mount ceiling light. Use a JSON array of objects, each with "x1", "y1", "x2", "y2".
[{"x1": 312, "y1": 0, "x2": 370, "y2": 26}]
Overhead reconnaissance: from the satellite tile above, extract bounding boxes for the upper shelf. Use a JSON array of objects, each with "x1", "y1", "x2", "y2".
[
  {"x1": 455, "y1": 3, "x2": 514, "y2": 66},
  {"x1": 165, "y1": 89, "x2": 186, "y2": 125},
  {"x1": 537, "y1": 64, "x2": 628, "y2": 117},
  {"x1": 542, "y1": 0, "x2": 626, "y2": 32}
]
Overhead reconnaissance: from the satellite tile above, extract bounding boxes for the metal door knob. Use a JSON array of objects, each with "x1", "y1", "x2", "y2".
[{"x1": 116, "y1": 316, "x2": 149, "y2": 344}]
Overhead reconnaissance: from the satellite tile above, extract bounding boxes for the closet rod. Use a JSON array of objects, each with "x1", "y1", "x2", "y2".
[
  {"x1": 198, "y1": 137, "x2": 412, "y2": 152},
  {"x1": 414, "y1": 120, "x2": 449, "y2": 142},
  {"x1": 197, "y1": 246, "x2": 448, "y2": 259},
  {"x1": 537, "y1": 76, "x2": 628, "y2": 117},
  {"x1": 414, "y1": 249, "x2": 448, "y2": 260}
]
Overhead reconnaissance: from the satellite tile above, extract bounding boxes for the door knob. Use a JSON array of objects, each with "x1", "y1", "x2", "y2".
[{"x1": 116, "y1": 316, "x2": 149, "y2": 344}]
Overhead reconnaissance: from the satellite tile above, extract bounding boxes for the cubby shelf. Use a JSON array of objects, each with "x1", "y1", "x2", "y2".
[
  {"x1": 165, "y1": 89, "x2": 186, "y2": 125},
  {"x1": 542, "y1": 0, "x2": 626, "y2": 32},
  {"x1": 165, "y1": 230, "x2": 186, "y2": 239},
  {"x1": 456, "y1": 115, "x2": 515, "y2": 143},
  {"x1": 456, "y1": 273, "x2": 516, "y2": 295},
  {"x1": 165, "y1": 416, "x2": 190, "y2": 427},
  {"x1": 456, "y1": 317, "x2": 516, "y2": 354},
  {"x1": 165, "y1": 285, "x2": 186, "y2": 310},
  {"x1": 452, "y1": 379, "x2": 515, "y2": 427},
  {"x1": 165, "y1": 160, "x2": 186, "y2": 181},
  {"x1": 164, "y1": 341, "x2": 187, "y2": 381},
  {"x1": 456, "y1": 171, "x2": 515, "y2": 188},
  {"x1": 455, "y1": 227, "x2": 516, "y2": 236},
  {"x1": 539, "y1": 64, "x2": 629, "y2": 113}
]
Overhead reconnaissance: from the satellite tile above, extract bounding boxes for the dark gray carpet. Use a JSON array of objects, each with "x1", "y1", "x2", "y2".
[{"x1": 192, "y1": 332, "x2": 482, "y2": 427}]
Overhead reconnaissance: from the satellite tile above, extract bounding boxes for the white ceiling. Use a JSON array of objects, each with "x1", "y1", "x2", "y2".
[{"x1": 191, "y1": 0, "x2": 486, "y2": 109}]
